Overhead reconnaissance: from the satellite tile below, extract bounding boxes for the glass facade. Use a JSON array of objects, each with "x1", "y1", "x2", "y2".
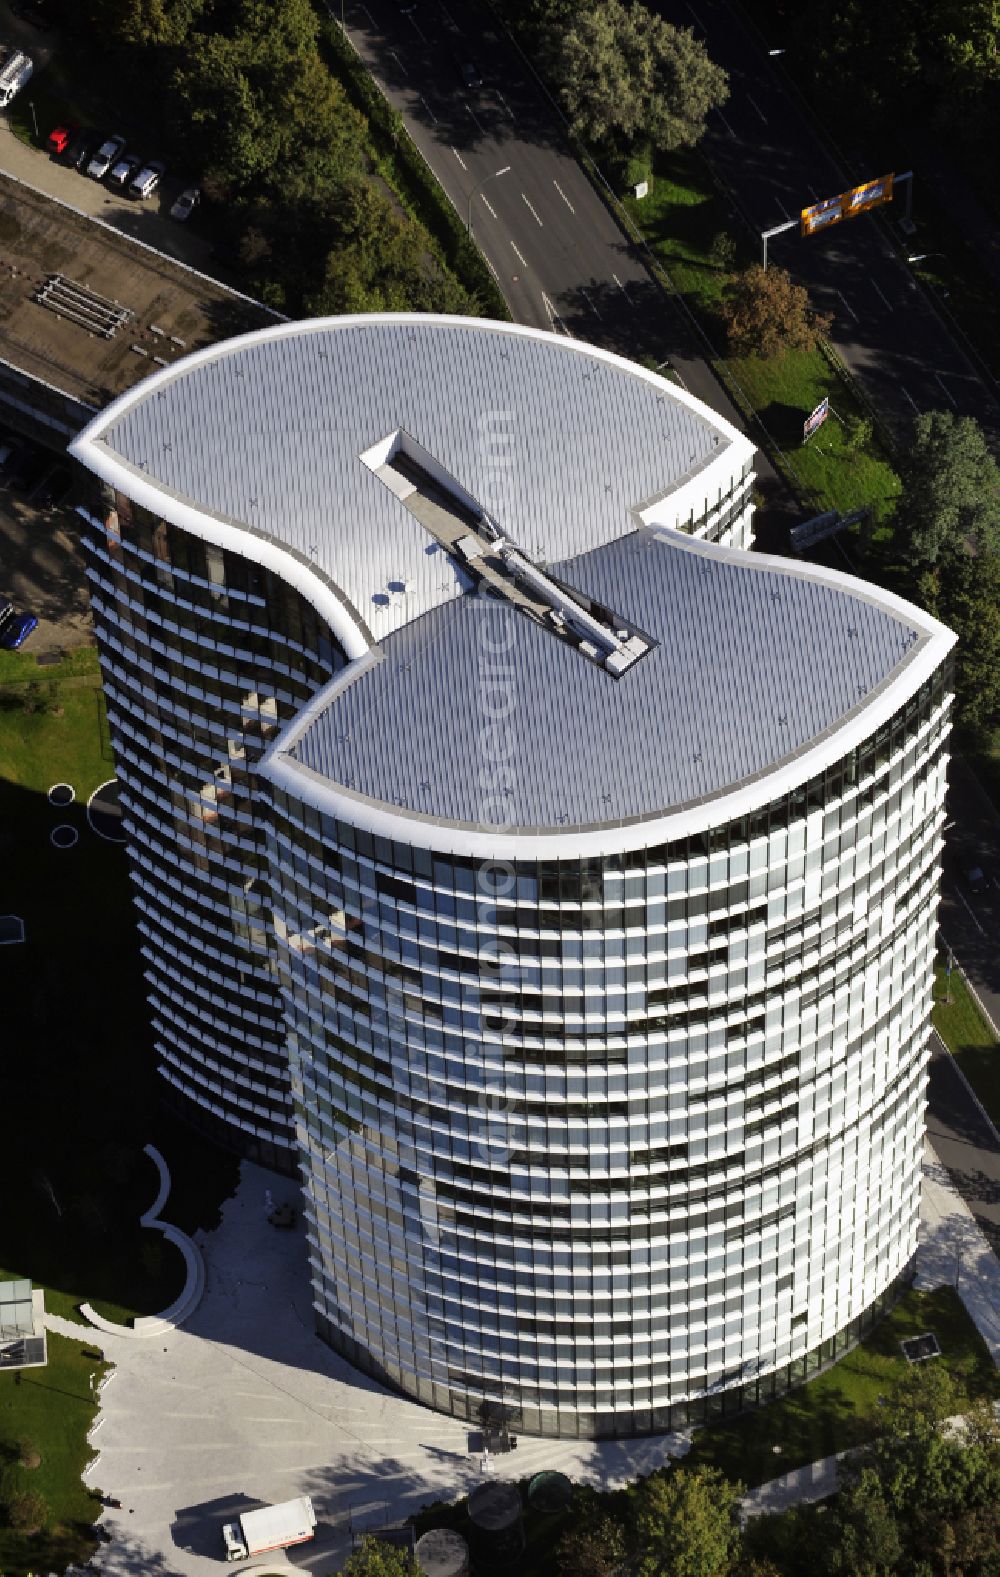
[
  {"x1": 262, "y1": 669, "x2": 951, "y2": 1437},
  {"x1": 79, "y1": 465, "x2": 951, "y2": 1439},
  {"x1": 80, "y1": 488, "x2": 346, "y2": 1171}
]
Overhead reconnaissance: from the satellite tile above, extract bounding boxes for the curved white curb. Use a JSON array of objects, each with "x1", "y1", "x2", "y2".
[
  {"x1": 86, "y1": 777, "x2": 127, "y2": 843},
  {"x1": 80, "y1": 1144, "x2": 206, "y2": 1338}
]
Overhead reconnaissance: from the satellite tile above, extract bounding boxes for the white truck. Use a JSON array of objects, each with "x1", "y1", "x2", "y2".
[
  {"x1": 0, "y1": 49, "x2": 33, "y2": 109},
  {"x1": 221, "y1": 1496, "x2": 316, "y2": 1562}
]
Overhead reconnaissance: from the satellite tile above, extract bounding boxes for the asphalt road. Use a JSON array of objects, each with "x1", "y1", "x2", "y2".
[
  {"x1": 341, "y1": 0, "x2": 800, "y2": 539},
  {"x1": 655, "y1": 0, "x2": 1000, "y2": 447}
]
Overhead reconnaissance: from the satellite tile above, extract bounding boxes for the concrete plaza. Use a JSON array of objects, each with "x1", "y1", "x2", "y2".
[{"x1": 57, "y1": 1139, "x2": 999, "y2": 1575}]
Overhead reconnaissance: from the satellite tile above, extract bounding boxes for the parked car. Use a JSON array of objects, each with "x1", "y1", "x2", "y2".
[
  {"x1": 169, "y1": 184, "x2": 200, "y2": 222},
  {"x1": 0, "y1": 436, "x2": 16, "y2": 469},
  {"x1": 107, "y1": 152, "x2": 141, "y2": 190},
  {"x1": 86, "y1": 134, "x2": 125, "y2": 180},
  {"x1": 47, "y1": 122, "x2": 74, "y2": 156},
  {"x1": 129, "y1": 159, "x2": 165, "y2": 200},
  {"x1": 63, "y1": 126, "x2": 97, "y2": 169},
  {"x1": 0, "y1": 602, "x2": 37, "y2": 650},
  {"x1": 966, "y1": 864, "x2": 988, "y2": 895},
  {"x1": 458, "y1": 58, "x2": 483, "y2": 88}
]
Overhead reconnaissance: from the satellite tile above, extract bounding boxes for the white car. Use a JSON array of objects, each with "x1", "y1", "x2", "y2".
[
  {"x1": 86, "y1": 134, "x2": 125, "y2": 180},
  {"x1": 130, "y1": 160, "x2": 166, "y2": 200},
  {"x1": 169, "y1": 185, "x2": 200, "y2": 222}
]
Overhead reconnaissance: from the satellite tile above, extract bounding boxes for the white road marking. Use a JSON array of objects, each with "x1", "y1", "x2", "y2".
[
  {"x1": 451, "y1": 147, "x2": 468, "y2": 171},
  {"x1": 359, "y1": 4, "x2": 375, "y2": 24},
  {"x1": 440, "y1": 1, "x2": 459, "y2": 29},
  {"x1": 935, "y1": 372, "x2": 958, "y2": 407},
  {"x1": 389, "y1": 49, "x2": 407, "y2": 76},
  {"x1": 496, "y1": 91, "x2": 515, "y2": 121},
  {"x1": 420, "y1": 96, "x2": 438, "y2": 125},
  {"x1": 511, "y1": 240, "x2": 528, "y2": 267},
  {"x1": 717, "y1": 110, "x2": 736, "y2": 138},
  {"x1": 553, "y1": 180, "x2": 575, "y2": 213},
  {"x1": 901, "y1": 386, "x2": 920, "y2": 414},
  {"x1": 954, "y1": 885, "x2": 987, "y2": 936},
  {"x1": 481, "y1": 195, "x2": 498, "y2": 220},
  {"x1": 687, "y1": 2, "x2": 707, "y2": 31},
  {"x1": 612, "y1": 273, "x2": 633, "y2": 304},
  {"x1": 581, "y1": 287, "x2": 603, "y2": 320},
  {"x1": 521, "y1": 192, "x2": 544, "y2": 226},
  {"x1": 748, "y1": 94, "x2": 768, "y2": 124},
  {"x1": 542, "y1": 292, "x2": 570, "y2": 334},
  {"x1": 871, "y1": 278, "x2": 893, "y2": 312},
  {"x1": 807, "y1": 185, "x2": 819, "y2": 201},
  {"x1": 484, "y1": 256, "x2": 500, "y2": 282},
  {"x1": 467, "y1": 105, "x2": 486, "y2": 136},
  {"x1": 835, "y1": 289, "x2": 858, "y2": 322},
  {"x1": 776, "y1": 198, "x2": 790, "y2": 220}
]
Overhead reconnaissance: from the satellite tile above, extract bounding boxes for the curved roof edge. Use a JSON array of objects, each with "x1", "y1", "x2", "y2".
[
  {"x1": 261, "y1": 536, "x2": 956, "y2": 861},
  {"x1": 69, "y1": 443, "x2": 373, "y2": 667},
  {"x1": 68, "y1": 313, "x2": 751, "y2": 667}
]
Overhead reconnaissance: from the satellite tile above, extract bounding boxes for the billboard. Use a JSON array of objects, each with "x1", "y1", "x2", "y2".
[
  {"x1": 801, "y1": 173, "x2": 894, "y2": 236},
  {"x1": 803, "y1": 396, "x2": 830, "y2": 440}
]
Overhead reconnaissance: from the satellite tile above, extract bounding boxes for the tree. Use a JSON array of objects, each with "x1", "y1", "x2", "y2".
[
  {"x1": 556, "y1": 1514, "x2": 628, "y2": 1576},
  {"x1": 635, "y1": 1464, "x2": 743, "y2": 1577},
  {"x1": 551, "y1": 1, "x2": 728, "y2": 154},
  {"x1": 339, "y1": 1535, "x2": 421, "y2": 1576},
  {"x1": 821, "y1": 1467, "x2": 904, "y2": 1575},
  {"x1": 935, "y1": 545, "x2": 1000, "y2": 734},
  {"x1": 305, "y1": 183, "x2": 476, "y2": 317},
  {"x1": 897, "y1": 409, "x2": 1000, "y2": 569},
  {"x1": 722, "y1": 265, "x2": 832, "y2": 359},
  {"x1": 171, "y1": 0, "x2": 366, "y2": 198}
]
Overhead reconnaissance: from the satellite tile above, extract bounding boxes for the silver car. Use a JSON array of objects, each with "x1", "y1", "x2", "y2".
[{"x1": 86, "y1": 134, "x2": 125, "y2": 180}]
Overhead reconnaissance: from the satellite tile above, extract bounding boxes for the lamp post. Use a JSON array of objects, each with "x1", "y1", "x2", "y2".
[
  {"x1": 468, "y1": 165, "x2": 511, "y2": 237},
  {"x1": 907, "y1": 253, "x2": 945, "y2": 265}
]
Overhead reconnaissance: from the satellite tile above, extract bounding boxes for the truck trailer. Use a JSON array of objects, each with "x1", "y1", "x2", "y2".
[{"x1": 221, "y1": 1496, "x2": 316, "y2": 1562}]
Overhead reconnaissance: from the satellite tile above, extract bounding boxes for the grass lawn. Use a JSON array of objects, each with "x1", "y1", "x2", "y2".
[
  {"x1": 622, "y1": 151, "x2": 901, "y2": 523},
  {"x1": 0, "y1": 1331, "x2": 107, "y2": 1576},
  {"x1": 933, "y1": 958, "x2": 1000, "y2": 1131},
  {"x1": 682, "y1": 1285, "x2": 998, "y2": 1489},
  {"x1": 0, "y1": 651, "x2": 239, "y2": 1327}
]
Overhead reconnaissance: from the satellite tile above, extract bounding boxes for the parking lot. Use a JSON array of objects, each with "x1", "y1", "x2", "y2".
[{"x1": 0, "y1": 434, "x2": 90, "y2": 657}]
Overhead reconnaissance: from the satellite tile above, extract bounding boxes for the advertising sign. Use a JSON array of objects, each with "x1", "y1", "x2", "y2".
[
  {"x1": 803, "y1": 396, "x2": 830, "y2": 440},
  {"x1": 801, "y1": 173, "x2": 895, "y2": 236},
  {"x1": 844, "y1": 173, "x2": 894, "y2": 216}
]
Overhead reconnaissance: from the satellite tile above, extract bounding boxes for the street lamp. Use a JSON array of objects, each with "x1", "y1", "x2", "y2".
[
  {"x1": 907, "y1": 253, "x2": 945, "y2": 265},
  {"x1": 468, "y1": 165, "x2": 512, "y2": 237}
]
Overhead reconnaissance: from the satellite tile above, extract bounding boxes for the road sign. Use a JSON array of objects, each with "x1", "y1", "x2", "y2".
[
  {"x1": 803, "y1": 396, "x2": 829, "y2": 440},
  {"x1": 801, "y1": 173, "x2": 895, "y2": 236}
]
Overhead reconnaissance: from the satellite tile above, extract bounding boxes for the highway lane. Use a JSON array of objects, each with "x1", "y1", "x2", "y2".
[
  {"x1": 655, "y1": 0, "x2": 1000, "y2": 446},
  {"x1": 341, "y1": 0, "x2": 799, "y2": 541}
]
